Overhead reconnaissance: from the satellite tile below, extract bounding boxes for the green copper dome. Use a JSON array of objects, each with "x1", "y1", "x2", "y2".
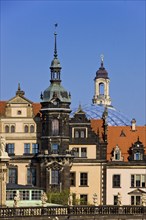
[{"x1": 42, "y1": 82, "x2": 71, "y2": 103}]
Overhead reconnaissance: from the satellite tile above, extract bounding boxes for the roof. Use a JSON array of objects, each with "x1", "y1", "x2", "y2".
[
  {"x1": 91, "y1": 119, "x2": 104, "y2": 140},
  {"x1": 32, "y1": 103, "x2": 41, "y2": 116},
  {"x1": 71, "y1": 104, "x2": 131, "y2": 126},
  {"x1": 107, "y1": 125, "x2": 146, "y2": 161},
  {"x1": 0, "y1": 101, "x2": 6, "y2": 116},
  {"x1": 6, "y1": 183, "x2": 43, "y2": 190}
]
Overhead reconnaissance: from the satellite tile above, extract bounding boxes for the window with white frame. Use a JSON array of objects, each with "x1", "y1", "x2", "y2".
[
  {"x1": 73, "y1": 147, "x2": 87, "y2": 158},
  {"x1": 19, "y1": 191, "x2": 29, "y2": 200},
  {"x1": 131, "y1": 195, "x2": 141, "y2": 205},
  {"x1": 131, "y1": 174, "x2": 146, "y2": 188}
]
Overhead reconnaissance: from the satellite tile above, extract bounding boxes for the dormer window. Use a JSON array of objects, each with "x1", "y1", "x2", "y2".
[
  {"x1": 111, "y1": 145, "x2": 123, "y2": 161},
  {"x1": 134, "y1": 152, "x2": 143, "y2": 161},
  {"x1": 74, "y1": 128, "x2": 87, "y2": 138},
  {"x1": 129, "y1": 137, "x2": 144, "y2": 161}
]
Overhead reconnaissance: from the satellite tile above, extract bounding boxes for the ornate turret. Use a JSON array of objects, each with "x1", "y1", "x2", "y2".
[
  {"x1": 16, "y1": 83, "x2": 25, "y2": 97},
  {"x1": 41, "y1": 29, "x2": 71, "y2": 105},
  {"x1": 92, "y1": 55, "x2": 112, "y2": 106},
  {"x1": 39, "y1": 27, "x2": 72, "y2": 193}
]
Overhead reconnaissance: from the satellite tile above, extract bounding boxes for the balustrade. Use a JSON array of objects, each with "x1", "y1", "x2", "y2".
[{"x1": 0, "y1": 205, "x2": 146, "y2": 218}]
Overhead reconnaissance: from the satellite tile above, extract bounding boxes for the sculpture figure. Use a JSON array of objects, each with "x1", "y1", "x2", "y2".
[
  {"x1": 41, "y1": 192, "x2": 48, "y2": 206},
  {"x1": 13, "y1": 192, "x2": 20, "y2": 207}
]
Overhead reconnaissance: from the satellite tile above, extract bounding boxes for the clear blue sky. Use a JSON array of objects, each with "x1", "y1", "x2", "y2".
[{"x1": 1, "y1": 1, "x2": 145, "y2": 125}]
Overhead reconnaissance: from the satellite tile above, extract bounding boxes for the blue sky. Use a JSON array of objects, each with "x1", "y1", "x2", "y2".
[{"x1": 1, "y1": 0, "x2": 145, "y2": 125}]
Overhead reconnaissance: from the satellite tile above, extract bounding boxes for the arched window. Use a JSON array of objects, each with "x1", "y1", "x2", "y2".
[
  {"x1": 99, "y1": 83, "x2": 104, "y2": 95},
  {"x1": 5, "y1": 125, "x2": 9, "y2": 133},
  {"x1": 52, "y1": 119, "x2": 59, "y2": 136},
  {"x1": 11, "y1": 125, "x2": 15, "y2": 133},
  {"x1": 30, "y1": 125, "x2": 34, "y2": 133},
  {"x1": 24, "y1": 125, "x2": 29, "y2": 133}
]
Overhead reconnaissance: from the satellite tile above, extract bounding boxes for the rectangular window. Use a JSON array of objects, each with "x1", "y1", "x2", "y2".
[
  {"x1": 74, "y1": 148, "x2": 79, "y2": 157},
  {"x1": 6, "y1": 190, "x2": 16, "y2": 200},
  {"x1": 80, "y1": 194, "x2": 88, "y2": 205},
  {"x1": 81, "y1": 148, "x2": 87, "y2": 158},
  {"x1": 51, "y1": 144, "x2": 59, "y2": 154},
  {"x1": 131, "y1": 174, "x2": 146, "y2": 188},
  {"x1": 32, "y1": 143, "x2": 39, "y2": 154},
  {"x1": 131, "y1": 196, "x2": 141, "y2": 205},
  {"x1": 6, "y1": 143, "x2": 15, "y2": 154},
  {"x1": 19, "y1": 191, "x2": 29, "y2": 200},
  {"x1": 51, "y1": 170, "x2": 59, "y2": 185},
  {"x1": 9, "y1": 168, "x2": 17, "y2": 184},
  {"x1": 80, "y1": 173, "x2": 88, "y2": 186},
  {"x1": 136, "y1": 175, "x2": 140, "y2": 187},
  {"x1": 113, "y1": 175, "x2": 120, "y2": 188},
  {"x1": 113, "y1": 195, "x2": 118, "y2": 205},
  {"x1": 31, "y1": 190, "x2": 42, "y2": 200},
  {"x1": 24, "y1": 143, "x2": 30, "y2": 154},
  {"x1": 27, "y1": 168, "x2": 36, "y2": 186},
  {"x1": 70, "y1": 172, "x2": 76, "y2": 186}
]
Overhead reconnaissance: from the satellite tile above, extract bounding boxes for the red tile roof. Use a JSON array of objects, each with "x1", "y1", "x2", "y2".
[
  {"x1": 0, "y1": 101, "x2": 7, "y2": 116},
  {"x1": 107, "y1": 126, "x2": 146, "y2": 161},
  {"x1": 32, "y1": 103, "x2": 41, "y2": 116}
]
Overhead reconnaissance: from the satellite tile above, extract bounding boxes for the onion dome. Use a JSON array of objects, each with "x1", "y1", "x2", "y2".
[{"x1": 95, "y1": 55, "x2": 109, "y2": 79}]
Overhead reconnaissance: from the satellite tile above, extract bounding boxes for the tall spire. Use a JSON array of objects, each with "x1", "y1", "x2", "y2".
[
  {"x1": 50, "y1": 24, "x2": 62, "y2": 83},
  {"x1": 54, "y1": 24, "x2": 58, "y2": 58}
]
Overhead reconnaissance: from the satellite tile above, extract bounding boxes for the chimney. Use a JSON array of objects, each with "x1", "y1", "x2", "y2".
[{"x1": 131, "y1": 118, "x2": 136, "y2": 131}]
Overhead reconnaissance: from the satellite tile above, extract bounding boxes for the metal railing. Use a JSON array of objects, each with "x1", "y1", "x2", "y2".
[{"x1": 0, "y1": 205, "x2": 146, "y2": 218}]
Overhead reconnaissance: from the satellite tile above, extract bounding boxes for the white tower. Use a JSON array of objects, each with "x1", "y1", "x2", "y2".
[{"x1": 92, "y1": 55, "x2": 111, "y2": 106}]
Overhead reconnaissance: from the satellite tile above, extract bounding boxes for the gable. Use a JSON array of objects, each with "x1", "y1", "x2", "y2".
[{"x1": 8, "y1": 95, "x2": 32, "y2": 104}]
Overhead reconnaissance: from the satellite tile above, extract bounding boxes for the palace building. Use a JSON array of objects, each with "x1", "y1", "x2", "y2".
[{"x1": 0, "y1": 31, "x2": 146, "y2": 207}]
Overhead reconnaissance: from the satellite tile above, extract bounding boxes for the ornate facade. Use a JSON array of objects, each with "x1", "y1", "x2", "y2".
[{"x1": 0, "y1": 32, "x2": 146, "y2": 207}]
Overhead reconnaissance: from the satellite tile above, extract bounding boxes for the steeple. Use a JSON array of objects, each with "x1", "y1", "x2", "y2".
[
  {"x1": 92, "y1": 55, "x2": 112, "y2": 106},
  {"x1": 50, "y1": 25, "x2": 62, "y2": 83}
]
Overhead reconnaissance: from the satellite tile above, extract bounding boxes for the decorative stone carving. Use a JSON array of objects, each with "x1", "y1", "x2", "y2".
[
  {"x1": 41, "y1": 192, "x2": 48, "y2": 206},
  {"x1": 13, "y1": 191, "x2": 20, "y2": 207},
  {"x1": 0, "y1": 137, "x2": 9, "y2": 158},
  {"x1": 117, "y1": 192, "x2": 122, "y2": 206},
  {"x1": 142, "y1": 193, "x2": 146, "y2": 206},
  {"x1": 68, "y1": 193, "x2": 73, "y2": 206}
]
